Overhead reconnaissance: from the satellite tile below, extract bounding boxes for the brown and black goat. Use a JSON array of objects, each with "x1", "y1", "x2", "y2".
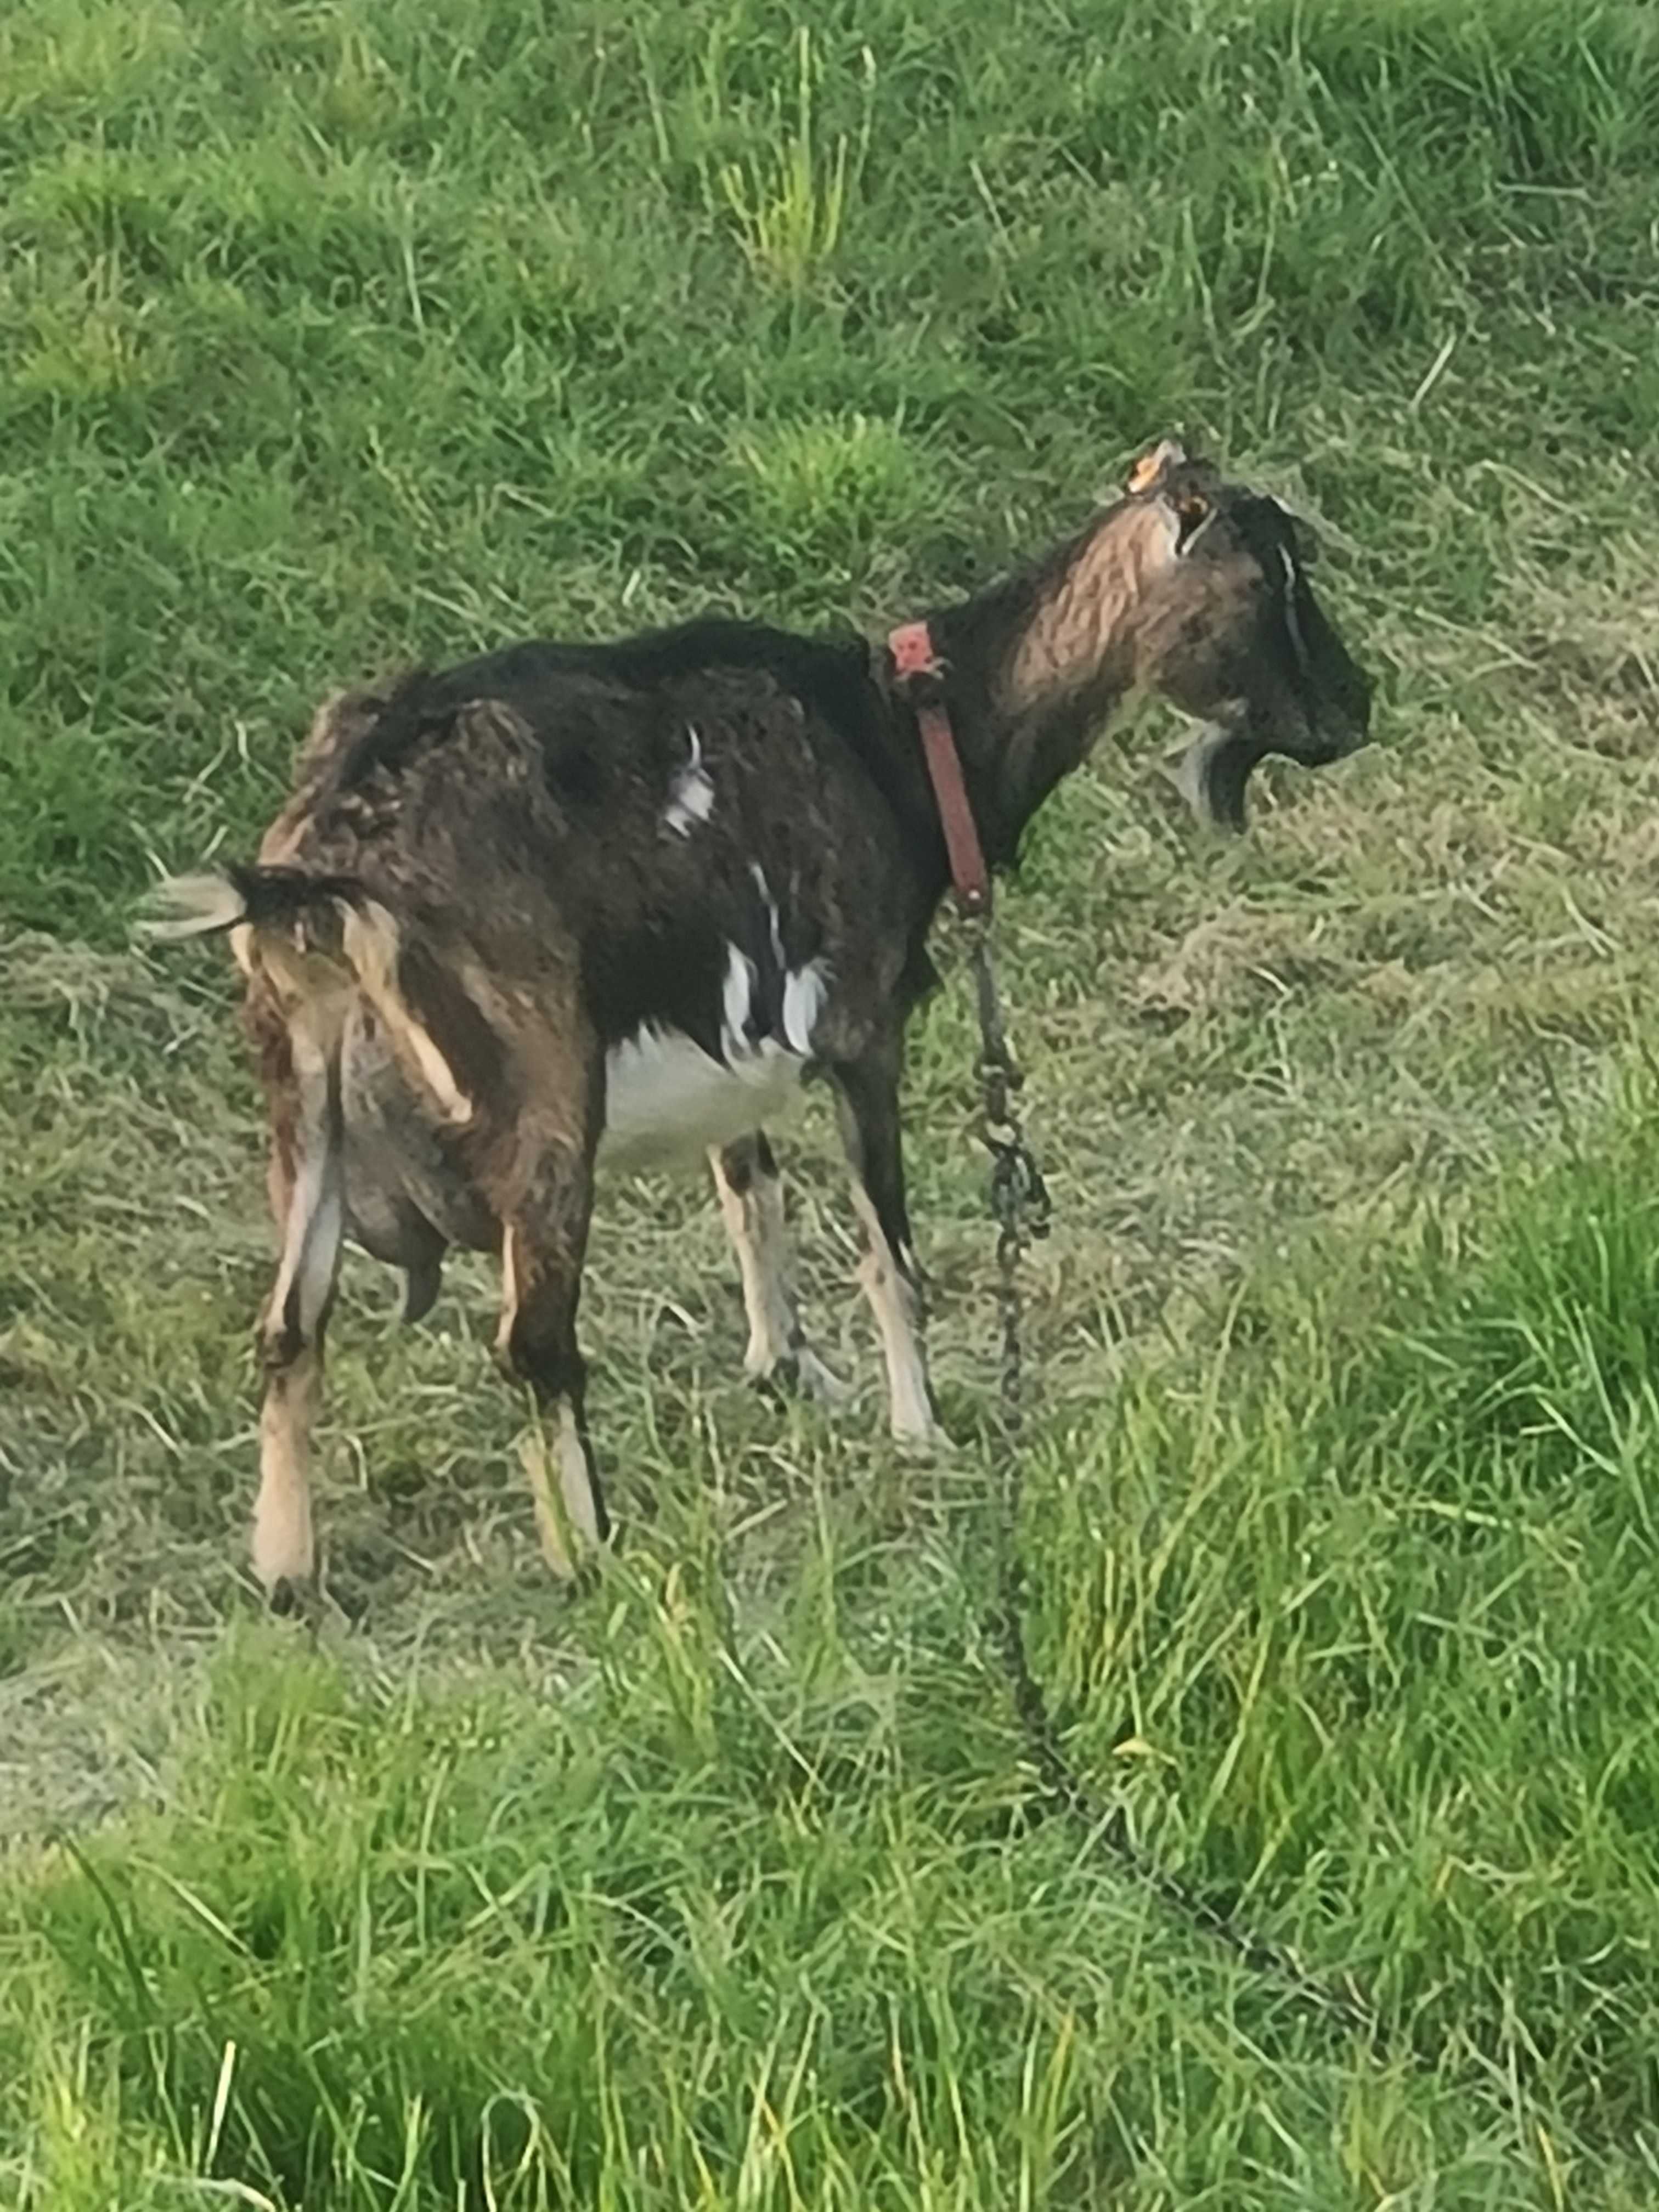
[{"x1": 146, "y1": 438, "x2": 1373, "y2": 1605}]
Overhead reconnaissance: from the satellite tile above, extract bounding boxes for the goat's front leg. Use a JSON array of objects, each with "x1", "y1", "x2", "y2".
[
  {"x1": 831, "y1": 1046, "x2": 942, "y2": 1449},
  {"x1": 252, "y1": 1009, "x2": 346, "y2": 1607},
  {"x1": 496, "y1": 1135, "x2": 611, "y2": 1579},
  {"x1": 709, "y1": 1132, "x2": 849, "y2": 1407}
]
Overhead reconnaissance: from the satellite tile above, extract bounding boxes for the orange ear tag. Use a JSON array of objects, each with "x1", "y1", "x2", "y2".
[{"x1": 1126, "y1": 437, "x2": 1186, "y2": 494}]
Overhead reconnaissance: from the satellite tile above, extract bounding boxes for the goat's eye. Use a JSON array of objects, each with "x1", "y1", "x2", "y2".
[{"x1": 1175, "y1": 496, "x2": 1210, "y2": 551}]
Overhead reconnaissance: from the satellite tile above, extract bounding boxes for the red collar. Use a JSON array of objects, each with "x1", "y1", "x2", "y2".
[{"x1": 887, "y1": 619, "x2": 991, "y2": 917}]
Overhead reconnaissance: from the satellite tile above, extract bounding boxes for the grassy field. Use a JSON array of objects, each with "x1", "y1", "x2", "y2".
[{"x1": 4, "y1": 0, "x2": 1659, "y2": 2200}]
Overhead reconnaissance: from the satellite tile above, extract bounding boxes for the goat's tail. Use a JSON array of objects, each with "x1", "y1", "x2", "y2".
[
  {"x1": 139, "y1": 864, "x2": 474, "y2": 1128},
  {"x1": 137, "y1": 862, "x2": 370, "y2": 945}
]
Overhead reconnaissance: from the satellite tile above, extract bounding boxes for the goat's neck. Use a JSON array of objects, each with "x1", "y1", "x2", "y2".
[{"x1": 921, "y1": 504, "x2": 1156, "y2": 871}]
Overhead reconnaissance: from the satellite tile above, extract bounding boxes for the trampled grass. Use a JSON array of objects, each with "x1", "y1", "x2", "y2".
[{"x1": 3, "y1": 0, "x2": 1659, "y2": 2202}]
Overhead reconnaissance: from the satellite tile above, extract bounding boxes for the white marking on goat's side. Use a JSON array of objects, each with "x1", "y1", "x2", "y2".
[
  {"x1": 781, "y1": 958, "x2": 828, "y2": 1056},
  {"x1": 749, "y1": 862, "x2": 786, "y2": 970},
  {"x1": 602, "y1": 940, "x2": 834, "y2": 1171},
  {"x1": 664, "y1": 725, "x2": 715, "y2": 836},
  {"x1": 721, "y1": 944, "x2": 757, "y2": 1058}
]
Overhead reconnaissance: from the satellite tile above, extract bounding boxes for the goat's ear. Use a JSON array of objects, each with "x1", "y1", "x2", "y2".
[
  {"x1": 1125, "y1": 437, "x2": 1186, "y2": 496},
  {"x1": 1169, "y1": 488, "x2": 1215, "y2": 556}
]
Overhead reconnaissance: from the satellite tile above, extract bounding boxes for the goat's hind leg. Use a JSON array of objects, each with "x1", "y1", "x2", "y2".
[
  {"x1": 253, "y1": 1005, "x2": 347, "y2": 1607},
  {"x1": 709, "y1": 1132, "x2": 849, "y2": 1407},
  {"x1": 496, "y1": 1139, "x2": 611, "y2": 1580}
]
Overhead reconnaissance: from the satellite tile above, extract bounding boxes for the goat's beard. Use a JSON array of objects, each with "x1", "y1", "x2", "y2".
[{"x1": 1164, "y1": 721, "x2": 1262, "y2": 834}]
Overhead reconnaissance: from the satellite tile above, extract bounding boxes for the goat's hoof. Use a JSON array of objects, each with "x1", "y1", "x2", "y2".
[
  {"x1": 264, "y1": 1573, "x2": 317, "y2": 1620},
  {"x1": 752, "y1": 1336, "x2": 858, "y2": 1407},
  {"x1": 891, "y1": 1420, "x2": 952, "y2": 1462},
  {"x1": 540, "y1": 1542, "x2": 609, "y2": 1598},
  {"x1": 751, "y1": 1345, "x2": 853, "y2": 1412},
  {"x1": 571, "y1": 1552, "x2": 606, "y2": 1599},
  {"x1": 267, "y1": 1575, "x2": 364, "y2": 1636},
  {"x1": 252, "y1": 1515, "x2": 316, "y2": 1606},
  {"x1": 535, "y1": 1530, "x2": 578, "y2": 1582},
  {"x1": 534, "y1": 1519, "x2": 614, "y2": 1585},
  {"x1": 793, "y1": 1348, "x2": 854, "y2": 1409}
]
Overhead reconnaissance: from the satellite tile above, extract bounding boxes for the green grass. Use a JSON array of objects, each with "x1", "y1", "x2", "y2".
[{"x1": 4, "y1": 0, "x2": 1659, "y2": 2201}]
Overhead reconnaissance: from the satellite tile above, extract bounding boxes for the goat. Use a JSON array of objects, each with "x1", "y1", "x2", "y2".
[{"x1": 145, "y1": 438, "x2": 1373, "y2": 1606}]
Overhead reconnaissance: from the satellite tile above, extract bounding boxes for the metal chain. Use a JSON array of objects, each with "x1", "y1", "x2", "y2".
[{"x1": 963, "y1": 913, "x2": 1387, "y2": 2051}]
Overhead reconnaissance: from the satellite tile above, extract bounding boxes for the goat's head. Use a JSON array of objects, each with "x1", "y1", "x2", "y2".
[{"x1": 1121, "y1": 438, "x2": 1374, "y2": 832}]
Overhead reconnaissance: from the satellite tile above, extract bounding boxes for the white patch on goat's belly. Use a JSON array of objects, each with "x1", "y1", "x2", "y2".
[
  {"x1": 781, "y1": 958, "x2": 827, "y2": 1056},
  {"x1": 600, "y1": 943, "x2": 832, "y2": 1172},
  {"x1": 601, "y1": 1029, "x2": 808, "y2": 1169}
]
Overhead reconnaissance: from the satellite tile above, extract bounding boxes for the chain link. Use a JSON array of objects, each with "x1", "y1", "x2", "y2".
[{"x1": 964, "y1": 915, "x2": 1386, "y2": 2052}]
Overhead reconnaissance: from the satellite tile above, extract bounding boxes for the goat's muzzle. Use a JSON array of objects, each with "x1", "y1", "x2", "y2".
[
  {"x1": 1168, "y1": 667, "x2": 1372, "y2": 836},
  {"x1": 1173, "y1": 569, "x2": 1374, "y2": 833}
]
